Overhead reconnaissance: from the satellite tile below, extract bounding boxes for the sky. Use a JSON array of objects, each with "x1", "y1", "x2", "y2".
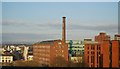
[
  {"x1": 1, "y1": 2, "x2": 118, "y2": 44},
  {"x1": 1, "y1": 0, "x2": 120, "y2": 2}
]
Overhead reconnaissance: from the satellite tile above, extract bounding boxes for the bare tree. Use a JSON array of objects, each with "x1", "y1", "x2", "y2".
[
  {"x1": 11, "y1": 60, "x2": 41, "y2": 67},
  {"x1": 51, "y1": 56, "x2": 68, "y2": 67}
]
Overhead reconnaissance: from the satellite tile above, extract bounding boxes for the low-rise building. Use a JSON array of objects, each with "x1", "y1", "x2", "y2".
[
  {"x1": 0, "y1": 54, "x2": 13, "y2": 63},
  {"x1": 27, "y1": 53, "x2": 33, "y2": 61},
  {"x1": 66, "y1": 40, "x2": 84, "y2": 57},
  {"x1": 66, "y1": 40, "x2": 84, "y2": 63},
  {"x1": 71, "y1": 57, "x2": 83, "y2": 63}
]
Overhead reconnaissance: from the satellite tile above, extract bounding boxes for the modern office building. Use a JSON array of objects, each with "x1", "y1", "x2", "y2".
[
  {"x1": 66, "y1": 40, "x2": 84, "y2": 63},
  {"x1": 66, "y1": 40, "x2": 84, "y2": 57},
  {"x1": 33, "y1": 17, "x2": 68, "y2": 67}
]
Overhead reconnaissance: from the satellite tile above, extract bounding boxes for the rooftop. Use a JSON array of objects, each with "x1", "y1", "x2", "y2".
[
  {"x1": 34, "y1": 39, "x2": 61, "y2": 44},
  {"x1": 84, "y1": 41, "x2": 100, "y2": 44},
  {"x1": 1, "y1": 54, "x2": 13, "y2": 56}
]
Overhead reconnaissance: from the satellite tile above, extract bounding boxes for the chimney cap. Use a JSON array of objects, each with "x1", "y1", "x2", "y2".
[{"x1": 62, "y1": 16, "x2": 66, "y2": 18}]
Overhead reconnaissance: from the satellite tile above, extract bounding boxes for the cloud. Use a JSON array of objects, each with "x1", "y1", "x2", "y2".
[
  {"x1": 2, "y1": 19, "x2": 33, "y2": 26},
  {"x1": 2, "y1": 33, "x2": 61, "y2": 43},
  {"x1": 2, "y1": 19, "x2": 118, "y2": 31},
  {"x1": 67, "y1": 23, "x2": 118, "y2": 32},
  {"x1": 36, "y1": 20, "x2": 62, "y2": 29},
  {"x1": 2, "y1": 19, "x2": 62, "y2": 29}
]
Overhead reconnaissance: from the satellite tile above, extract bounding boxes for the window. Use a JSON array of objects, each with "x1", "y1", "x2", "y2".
[
  {"x1": 99, "y1": 52, "x2": 100, "y2": 54},
  {"x1": 88, "y1": 51, "x2": 89, "y2": 54},
  {"x1": 91, "y1": 52, "x2": 94, "y2": 54},
  {"x1": 9, "y1": 60, "x2": 11, "y2": 63},
  {"x1": 91, "y1": 56, "x2": 94, "y2": 63},
  {"x1": 2, "y1": 60, "x2": 4, "y2": 62},
  {"x1": 83, "y1": 52, "x2": 84, "y2": 54},
  {"x1": 88, "y1": 47, "x2": 89, "y2": 50},
  {"x1": 88, "y1": 56, "x2": 89, "y2": 63},
  {"x1": 99, "y1": 47, "x2": 101, "y2": 50},
  {"x1": 97, "y1": 52, "x2": 98, "y2": 63}
]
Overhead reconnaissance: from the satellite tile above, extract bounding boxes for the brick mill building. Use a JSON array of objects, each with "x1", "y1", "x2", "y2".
[
  {"x1": 84, "y1": 32, "x2": 120, "y2": 68},
  {"x1": 102, "y1": 34, "x2": 120, "y2": 67},
  {"x1": 84, "y1": 40, "x2": 101, "y2": 67},
  {"x1": 33, "y1": 17, "x2": 68, "y2": 67}
]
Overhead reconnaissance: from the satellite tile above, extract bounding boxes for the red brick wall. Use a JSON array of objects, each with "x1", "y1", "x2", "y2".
[
  {"x1": 84, "y1": 42, "x2": 101, "y2": 67},
  {"x1": 95, "y1": 33, "x2": 110, "y2": 42},
  {"x1": 33, "y1": 40, "x2": 68, "y2": 67},
  {"x1": 33, "y1": 44, "x2": 51, "y2": 66},
  {"x1": 112, "y1": 40, "x2": 119, "y2": 67},
  {"x1": 50, "y1": 40, "x2": 68, "y2": 66},
  {"x1": 103, "y1": 40, "x2": 110, "y2": 67},
  {"x1": 84, "y1": 44, "x2": 89, "y2": 67}
]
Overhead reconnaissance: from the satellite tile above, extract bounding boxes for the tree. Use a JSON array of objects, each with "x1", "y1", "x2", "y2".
[
  {"x1": 51, "y1": 56, "x2": 68, "y2": 67},
  {"x1": 11, "y1": 60, "x2": 41, "y2": 67}
]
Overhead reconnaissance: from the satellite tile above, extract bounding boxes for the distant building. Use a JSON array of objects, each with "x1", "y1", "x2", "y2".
[
  {"x1": 84, "y1": 39, "x2": 92, "y2": 42},
  {"x1": 66, "y1": 40, "x2": 84, "y2": 63},
  {"x1": 114, "y1": 34, "x2": 120, "y2": 40},
  {"x1": 66, "y1": 40, "x2": 84, "y2": 57},
  {"x1": 27, "y1": 53, "x2": 33, "y2": 61},
  {"x1": 71, "y1": 57, "x2": 82, "y2": 63},
  {"x1": 23, "y1": 46, "x2": 29, "y2": 61},
  {"x1": 0, "y1": 54, "x2": 13, "y2": 63}
]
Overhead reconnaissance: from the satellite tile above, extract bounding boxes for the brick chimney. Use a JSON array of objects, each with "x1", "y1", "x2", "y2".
[{"x1": 62, "y1": 17, "x2": 66, "y2": 43}]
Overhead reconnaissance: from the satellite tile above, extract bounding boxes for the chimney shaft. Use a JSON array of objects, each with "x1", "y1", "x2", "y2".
[{"x1": 62, "y1": 17, "x2": 66, "y2": 43}]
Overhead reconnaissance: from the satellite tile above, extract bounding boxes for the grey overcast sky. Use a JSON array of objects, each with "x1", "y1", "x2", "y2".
[{"x1": 2, "y1": 2, "x2": 118, "y2": 44}]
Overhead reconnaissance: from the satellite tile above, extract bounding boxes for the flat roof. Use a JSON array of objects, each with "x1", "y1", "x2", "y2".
[
  {"x1": 84, "y1": 41, "x2": 100, "y2": 44},
  {"x1": 34, "y1": 39, "x2": 61, "y2": 44},
  {"x1": 1, "y1": 54, "x2": 13, "y2": 56}
]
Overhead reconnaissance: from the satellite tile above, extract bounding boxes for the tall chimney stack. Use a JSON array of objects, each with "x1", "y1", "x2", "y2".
[{"x1": 62, "y1": 16, "x2": 66, "y2": 43}]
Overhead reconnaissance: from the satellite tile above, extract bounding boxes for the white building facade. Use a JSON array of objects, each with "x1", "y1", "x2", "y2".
[{"x1": 0, "y1": 55, "x2": 13, "y2": 63}]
